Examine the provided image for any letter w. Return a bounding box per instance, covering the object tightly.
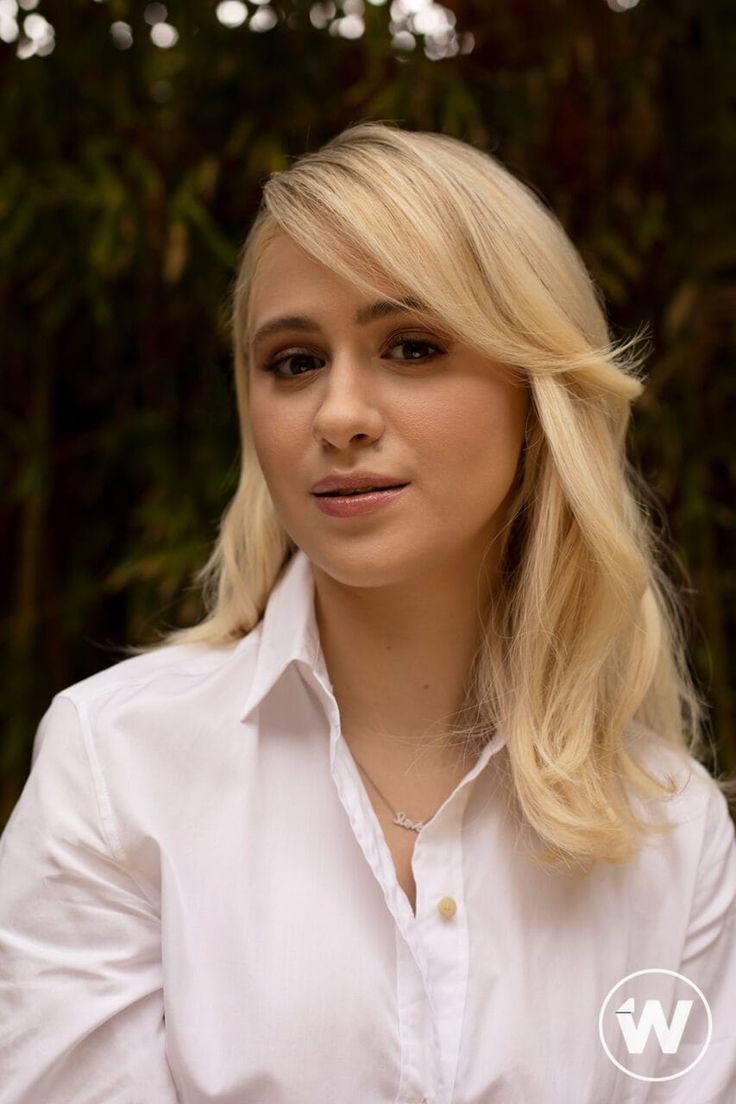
[615,997,694,1054]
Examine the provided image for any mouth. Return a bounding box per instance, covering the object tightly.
[314,484,409,498]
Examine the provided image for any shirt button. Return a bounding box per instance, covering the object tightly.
[437,895,457,920]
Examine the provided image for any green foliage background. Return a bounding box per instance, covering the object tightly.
[2,0,734,828]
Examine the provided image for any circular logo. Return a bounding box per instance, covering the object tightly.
[598,968,712,1082]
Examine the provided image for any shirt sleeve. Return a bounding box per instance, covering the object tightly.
[0,694,180,1104]
[648,774,736,1103]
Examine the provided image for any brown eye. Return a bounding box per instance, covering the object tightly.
[384,337,445,362]
[261,352,324,379]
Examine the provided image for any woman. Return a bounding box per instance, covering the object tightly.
[0,122,734,1103]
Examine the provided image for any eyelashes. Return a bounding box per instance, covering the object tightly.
[259,335,447,380]
[261,351,322,379]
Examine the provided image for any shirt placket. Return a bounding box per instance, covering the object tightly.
[331,734,472,1104]
[409,795,471,1104]
[396,927,443,1104]
[313,666,478,1104]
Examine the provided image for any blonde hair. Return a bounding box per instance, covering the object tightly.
[128,121,734,871]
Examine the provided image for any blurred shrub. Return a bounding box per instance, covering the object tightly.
[1,0,734,824]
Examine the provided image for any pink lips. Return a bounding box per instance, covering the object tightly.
[312,485,409,517]
[310,472,408,494]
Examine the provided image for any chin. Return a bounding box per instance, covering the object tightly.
[301,539,428,591]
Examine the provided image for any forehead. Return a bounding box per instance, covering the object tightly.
[255,234,324,283]
[249,233,399,315]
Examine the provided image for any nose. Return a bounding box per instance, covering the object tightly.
[311,352,385,450]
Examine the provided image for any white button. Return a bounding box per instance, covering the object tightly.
[437,895,457,920]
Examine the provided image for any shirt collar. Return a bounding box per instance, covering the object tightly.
[238,550,508,768]
[238,549,324,723]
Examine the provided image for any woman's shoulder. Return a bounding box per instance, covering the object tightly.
[39,629,263,756]
[622,723,735,880]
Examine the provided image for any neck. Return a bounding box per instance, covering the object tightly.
[312,549,494,776]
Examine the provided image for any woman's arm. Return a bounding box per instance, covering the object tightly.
[0,695,179,1104]
[647,774,736,1103]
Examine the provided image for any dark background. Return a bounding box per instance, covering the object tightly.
[2,0,734,829]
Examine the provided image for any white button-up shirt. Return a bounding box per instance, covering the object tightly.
[1,550,735,1103]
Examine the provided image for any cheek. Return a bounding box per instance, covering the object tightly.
[408,379,527,475]
[248,393,306,483]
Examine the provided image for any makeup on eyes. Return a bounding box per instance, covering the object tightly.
[259,333,448,380]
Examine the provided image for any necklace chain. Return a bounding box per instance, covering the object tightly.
[351,732,493,833]
[353,758,427,833]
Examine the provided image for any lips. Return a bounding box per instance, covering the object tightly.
[312,483,409,517]
[310,472,410,495]
[316,484,407,497]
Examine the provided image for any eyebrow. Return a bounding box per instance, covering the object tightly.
[250,296,430,348]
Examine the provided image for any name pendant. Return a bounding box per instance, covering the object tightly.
[393,811,424,833]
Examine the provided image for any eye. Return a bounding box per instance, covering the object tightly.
[258,333,446,380]
[260,351,325,379]
[384,335,445,362]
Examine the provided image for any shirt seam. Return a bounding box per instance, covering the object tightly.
[61,639,253,715]
[57,692,144,897]
[690,784,736,925]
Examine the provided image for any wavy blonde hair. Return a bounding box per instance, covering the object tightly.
[129,121,734,871]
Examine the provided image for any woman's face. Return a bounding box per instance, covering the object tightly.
[247,233,529,588]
